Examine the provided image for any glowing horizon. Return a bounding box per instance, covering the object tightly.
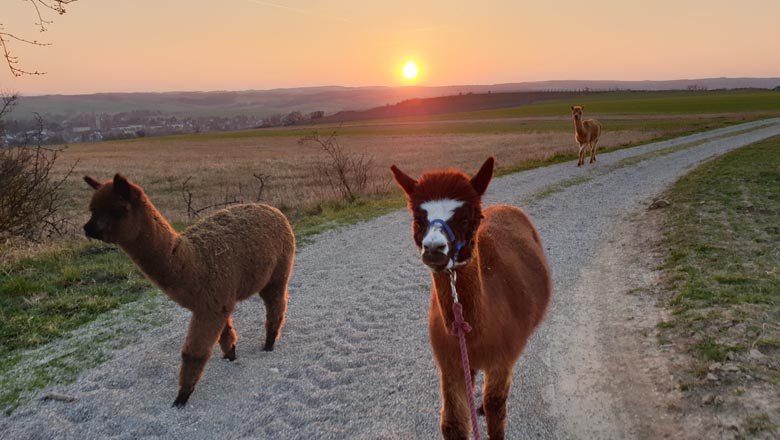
[2,0,779,95]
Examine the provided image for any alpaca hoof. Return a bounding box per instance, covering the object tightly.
[263,343,275,352]
[223,345,236,361]
[478,404,485,417]
[172,393,190,408]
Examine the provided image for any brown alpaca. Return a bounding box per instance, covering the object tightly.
[391,158,552,440]
[83,174,295,407]
[571,105,602,166]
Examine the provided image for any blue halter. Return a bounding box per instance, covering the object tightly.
[428,219,465,267]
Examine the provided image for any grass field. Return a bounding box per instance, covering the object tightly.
[1,89,779,413]
[411,90,780,120]
[660,135,780,436]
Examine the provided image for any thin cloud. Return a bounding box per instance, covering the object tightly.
[246,0,350,22]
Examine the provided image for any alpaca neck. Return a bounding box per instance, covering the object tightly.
[118,198,185,289]
[573,116,587,137]
[431,257,484,334]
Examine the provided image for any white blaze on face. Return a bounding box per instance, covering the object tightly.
[420,199,464,257]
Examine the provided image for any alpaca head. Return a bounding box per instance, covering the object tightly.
[571,105,584,120]
[391,157,494,272]
[83,174,146,244]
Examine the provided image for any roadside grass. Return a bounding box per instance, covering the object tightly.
[0,243,150,357]
[0,241,152,413]
[660,135,780,436]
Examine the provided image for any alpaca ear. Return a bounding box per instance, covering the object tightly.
[580,105,584,110]
[570,105,575,111]
[84,176,102,190]
[113,173,138,202]
[470,157,495,196]
[390,165,417,196]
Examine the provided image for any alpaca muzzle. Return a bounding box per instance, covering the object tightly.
[422,249,450,272]
[83,221,102,240]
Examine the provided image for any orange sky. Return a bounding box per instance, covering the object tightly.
[2,0,780,95]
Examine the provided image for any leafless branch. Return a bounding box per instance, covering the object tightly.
[1,0,78,76]
[179,176,253,220]
[252,172,268,202]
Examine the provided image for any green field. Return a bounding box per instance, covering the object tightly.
[660,135,780,436]
[416,90,780,120]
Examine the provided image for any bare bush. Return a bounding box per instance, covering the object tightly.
[179,172,270,220]
[0,95,76,242]
[0,143,76,242]
[300,132,375,202]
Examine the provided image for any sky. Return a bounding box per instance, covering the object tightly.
[2,0,780,95]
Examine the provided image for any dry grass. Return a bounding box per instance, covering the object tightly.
[54,125,674,229]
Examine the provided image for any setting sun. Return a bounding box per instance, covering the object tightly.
[402,60,419,80]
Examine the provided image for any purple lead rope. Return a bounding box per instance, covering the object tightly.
[449,272,481,440]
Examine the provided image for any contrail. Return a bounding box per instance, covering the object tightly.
[246,0,350,22]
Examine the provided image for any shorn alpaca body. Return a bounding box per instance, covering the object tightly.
[391,158,552,440]
[571,105,602,166]
[83,174,295,407]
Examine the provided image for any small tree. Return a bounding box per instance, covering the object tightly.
[282,111,304,126]
[262,113,283,127]
[300,132,374,202]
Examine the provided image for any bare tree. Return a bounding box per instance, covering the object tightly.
[300,132,375,202]
[282,111,304,126]
[1,0,78,76]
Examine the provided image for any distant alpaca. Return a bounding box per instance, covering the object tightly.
[391,158,552,439]
[571,105,602,166]
[83,174,295,407]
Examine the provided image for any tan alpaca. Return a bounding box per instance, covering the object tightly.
[571,105,602,166]
[83,174,295,407]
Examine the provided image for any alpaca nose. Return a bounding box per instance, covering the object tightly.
[424,243,447,254]
[83,222,99,239]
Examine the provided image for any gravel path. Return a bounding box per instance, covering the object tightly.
[2,118,780,439]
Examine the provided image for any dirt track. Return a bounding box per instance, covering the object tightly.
[2,118,780,439]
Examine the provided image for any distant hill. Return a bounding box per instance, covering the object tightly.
[10,77,780,121]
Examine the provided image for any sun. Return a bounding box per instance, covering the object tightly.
[402,60,419,80]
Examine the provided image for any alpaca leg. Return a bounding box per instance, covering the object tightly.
[440,370,470,440]
[577,144,585,166]
[483,368,512,440]
[591,140,599,163]
[219,316,238,361]
[259,281,288,351]
[173,314,226,407]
